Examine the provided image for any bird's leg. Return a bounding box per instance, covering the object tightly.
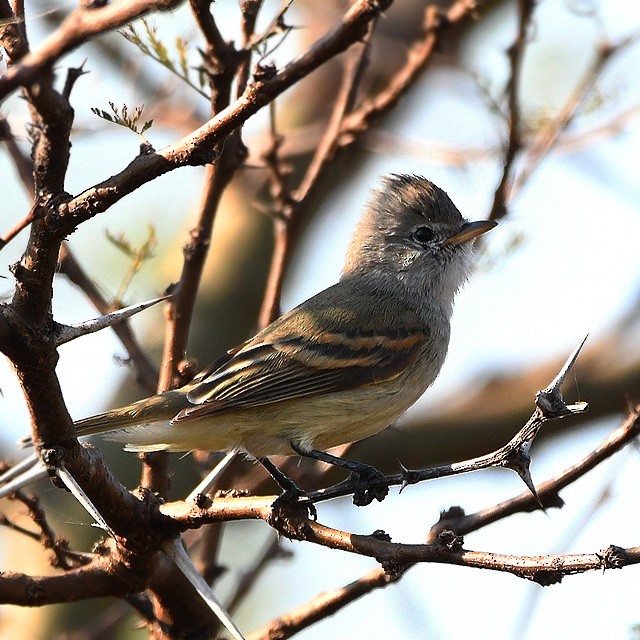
[290,443,389,506]
[258,457,302,494]
[258,458,317,520]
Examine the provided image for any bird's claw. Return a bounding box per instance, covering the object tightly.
[349,465,389,506]
[271,487,317,521]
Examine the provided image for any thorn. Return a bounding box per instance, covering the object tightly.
[55,295,169,346]
[536,335,590,418]
[545,334,589,394]
[56,465,113,535]
[397,460,417,494]
[0,460,48,499]
[163,538,246,640]
[516,465,545,512]
[186,451,236,502]
[0,453,39,485]
[507,448,545,512]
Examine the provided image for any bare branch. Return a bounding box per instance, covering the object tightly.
[56,0,394,234]
[54,295,168,346]
[0,0,184,99]
[307,337,589,504]
[0,556,137,606]
[444,407,640,536]
[0,116,34,196]
[488,0,534,220]
[248,566,398,640]
[57,244,160,393]
[339,0,478,141]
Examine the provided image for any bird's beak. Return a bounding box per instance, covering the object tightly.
[441,220,497,246]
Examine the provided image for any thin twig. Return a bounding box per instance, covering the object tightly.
[247,566,399,640]
[0,201,38,250]
[236,0,264,98]
[227,534,287,614]
[510,29,640,201]
[11,491,75,569]
[488,0,534,220]
[258,25,374,327]
[58,244,159,393]
[339,0,477,142]
[0,116,34,196]
[0,0,184,99]
[51,0,395,235]
[149,0,245,496]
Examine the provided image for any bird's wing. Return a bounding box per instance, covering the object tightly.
[173,285,428,422]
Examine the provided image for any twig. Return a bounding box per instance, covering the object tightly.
[52,0,394,235]
[287,519,640,584]
[247,0,294,51]
[0,201,38,250]
[488,0,534,220]
[188,0,228,52]
[10,490,76,569]
[0,561,135,605]
[58,244,159,393]
[0,0,184,99]
[338,0,478,142]
[307,337,589,505]
[148,0,245,496]
[0,116,34,197]
[247,566,398,640]
[510,29,640,202]
[236,0,264,98]
[54,294,167,346]
[441,407,640,536]
[257,24,374,327]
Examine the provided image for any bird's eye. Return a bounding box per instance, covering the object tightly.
[413,226,435,244]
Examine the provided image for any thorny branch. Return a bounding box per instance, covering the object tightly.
[153,397,640,640]
[159,403,640,580]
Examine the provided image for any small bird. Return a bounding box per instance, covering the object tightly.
[4,175,495,500]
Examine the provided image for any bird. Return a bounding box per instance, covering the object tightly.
[1,174,495,503]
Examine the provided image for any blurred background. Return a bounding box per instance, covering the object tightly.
[1,0,640,638]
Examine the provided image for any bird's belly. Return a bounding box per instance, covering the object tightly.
[106,360,437,457]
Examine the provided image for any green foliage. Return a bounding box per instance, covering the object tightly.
[90,102,153,138]
[105,225,157,303]
[121,19,209,99]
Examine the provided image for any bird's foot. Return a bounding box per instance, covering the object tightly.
[348,464,389,506]
[271,486,317,522]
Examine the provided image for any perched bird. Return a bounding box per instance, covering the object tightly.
[2,174,495,500]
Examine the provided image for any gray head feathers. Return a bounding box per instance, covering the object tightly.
[343,174,468,279]
[374,174,464,226]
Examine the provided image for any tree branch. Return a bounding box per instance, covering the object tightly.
[0,0,184,100]
[56,0,394,235]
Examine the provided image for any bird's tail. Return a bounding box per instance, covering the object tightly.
[19,390,185,447]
